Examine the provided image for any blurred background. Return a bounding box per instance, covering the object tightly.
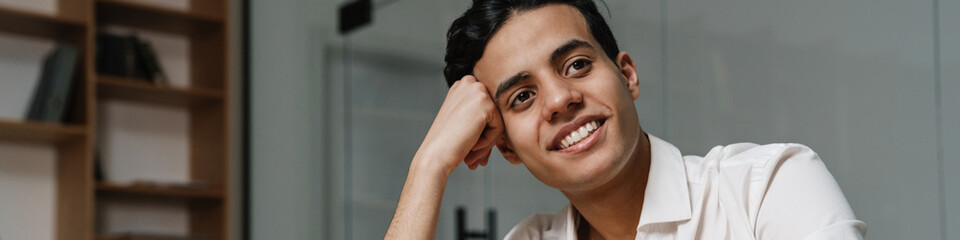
[1,0,957,239]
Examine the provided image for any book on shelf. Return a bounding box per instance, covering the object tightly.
[95,150,105,181]
[96,32,168,85]
[135,39,168,85]
[25,45,79,123]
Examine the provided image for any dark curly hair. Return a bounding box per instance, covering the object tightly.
[443,0,620,87]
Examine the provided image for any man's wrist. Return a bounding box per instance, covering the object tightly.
[411,149,456,179]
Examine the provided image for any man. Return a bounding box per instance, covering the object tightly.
[385,0,866,239]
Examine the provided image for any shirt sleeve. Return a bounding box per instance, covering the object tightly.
[753,144,867,240]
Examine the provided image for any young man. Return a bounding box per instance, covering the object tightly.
[386,0,866,239]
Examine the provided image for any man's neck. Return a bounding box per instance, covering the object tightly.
[562,133,652,240]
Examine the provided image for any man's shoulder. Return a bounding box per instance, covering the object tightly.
[678,141,827,202]
[681,141,820,170]
[677,141,831,213]
[503,205,573,240]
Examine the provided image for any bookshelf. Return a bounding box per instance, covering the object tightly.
[0,0,231,239]
[0,117,86,144]
[96,182,224,200]
[0,4,86,40]
[96,0,223,35]
[97,75,224,107]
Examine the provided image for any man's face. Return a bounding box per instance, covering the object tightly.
[473,4,642,192]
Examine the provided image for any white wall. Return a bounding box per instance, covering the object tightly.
[0,141,55,240]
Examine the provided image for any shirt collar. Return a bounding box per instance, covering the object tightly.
[559,134,692,238]
[636,134,692,228]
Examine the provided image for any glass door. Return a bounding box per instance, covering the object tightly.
[330,1,570,239]
[332,0,492,239]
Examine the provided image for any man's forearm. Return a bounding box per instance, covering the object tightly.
[385,75,500,239]
[385,153,452,239]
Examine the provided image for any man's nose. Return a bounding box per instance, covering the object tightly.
[540,77,583,122]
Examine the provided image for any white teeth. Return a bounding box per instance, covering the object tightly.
[559,121,601,149]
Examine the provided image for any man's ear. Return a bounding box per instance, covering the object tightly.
[615,52,640,100]
[495,135,523,165]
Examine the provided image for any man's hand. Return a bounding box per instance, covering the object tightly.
[416,75,504,174]
[385,75,504,239]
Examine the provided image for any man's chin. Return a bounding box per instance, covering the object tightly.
[540,157,624,192]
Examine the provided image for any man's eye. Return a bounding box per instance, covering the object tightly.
[565,59,592,75]
[512,91,535,106]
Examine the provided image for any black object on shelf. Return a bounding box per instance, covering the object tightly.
[135,37,169,85]
[96,32,168,84]
[96,33,143,79]
[456,207,496,240]
[26,45,79,123]
[94,150,104,181]
[338,0,371,35]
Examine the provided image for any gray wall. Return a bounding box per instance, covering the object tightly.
[661,1,955,239]
[249,0,960,239]
[248,0,331,239]
[940,0,960,239]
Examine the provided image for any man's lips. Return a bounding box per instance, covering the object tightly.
[549,115,607,151]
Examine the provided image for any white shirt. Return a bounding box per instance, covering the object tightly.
[504,135,866,240]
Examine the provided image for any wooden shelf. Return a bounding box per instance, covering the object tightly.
[96,0,222,35]
[0,4,86,39]
[96,182,223,200]
[0,117,86,144]
[97,233,207,240]
[97,76,223,107]
[0,0,230,238]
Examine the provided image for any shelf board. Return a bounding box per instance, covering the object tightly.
[0,4,86,40]
[97,233,207,240]
[0,118,86,144]
[97,235,203,240]
[96,182,223,200]
[97,76,224,107]
[96,0,222,35]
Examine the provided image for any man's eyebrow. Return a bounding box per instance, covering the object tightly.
[493,39,592,102]
[550,39,592,63]
[495,73,527,101]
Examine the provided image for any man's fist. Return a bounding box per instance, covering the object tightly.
[415,75,504,175]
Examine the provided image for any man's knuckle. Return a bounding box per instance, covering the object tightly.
[471,82,486,91]
[477,110,490,122]
[483,101,496,112]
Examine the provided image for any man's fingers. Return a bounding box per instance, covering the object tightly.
[472,104,504,151]
[464,148,484,166]
[472,125,500,151]
[464,146,494,170]
[473,147,492,167]
[479,150,491,166]
[476,148,492,168]
[447,74,502,171]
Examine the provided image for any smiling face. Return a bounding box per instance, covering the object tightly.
[473,4,643,192]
